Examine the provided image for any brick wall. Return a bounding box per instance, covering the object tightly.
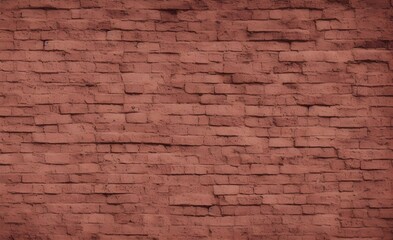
[1,0,393,239]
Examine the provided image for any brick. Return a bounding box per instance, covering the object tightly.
[126,113,148,123]
[185,83,214,94]
[232,74,273,84]
[0,154,24,166]
[59,104,88,114]
[34,114,73,125]
[124,84,145,94]
[172,136,204,146]
[206,105,244,116]
[279,51,353,62]
[180,52,209,63]
[269,138,294,147]
[250,165,279,175]
[30,0,80,9]
[213,185,240,195]
[169,194,216,206]
[107,194,139,204]
[339,149,392,160]
[273,205,302,215]
[96,133,171,144]
[32,133,95,143]
[352,49,392,62]
[247,20,286,32]
[45,153,70,165]
[361,160,391,170]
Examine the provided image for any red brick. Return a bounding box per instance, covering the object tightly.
[45,153,70,165]
[0,154,23,164]
[59,104,88,114]
[185,83,214,94]
[273,205,302,215]
[247,20,286,32]
[279,51,353,62]
[169,194,216,206]
[213,185,240,195]
[107,194,139,204]
[32,133,95,143]
[352,49,392,62]
[232,74,273,84]
[250,165,279,175]
[125,113,148,123]
[34,114,73,125]
[206,105,244,116]
[180,52,209,63]
[269,138,294,147]
[361,160,391,170]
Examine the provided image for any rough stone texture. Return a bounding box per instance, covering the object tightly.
[0,0,393,239]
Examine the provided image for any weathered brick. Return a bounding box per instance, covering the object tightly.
[30,133,71,143]
[279,51,353,62]
[250,165,279,175]
[34,114,73,125]
[360,160,391,170]
[269,138,294,147]
[125,113,148,123]
[169,194,216,206]
[213,185,240,195]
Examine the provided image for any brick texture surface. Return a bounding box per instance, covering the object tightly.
[1,0,393,239]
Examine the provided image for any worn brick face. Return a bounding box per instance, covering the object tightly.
[0,0,393,239]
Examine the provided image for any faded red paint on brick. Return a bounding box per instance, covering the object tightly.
[1,0,393,239]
